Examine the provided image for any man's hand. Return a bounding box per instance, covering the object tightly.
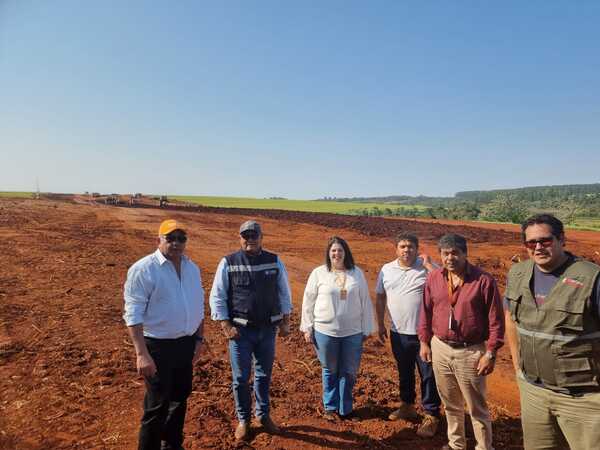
[420,254,438,272]
[303,331,313,343]
[221,321,240,340]
[278,321,290,337]
[136,353,157,378]
[476,352,496,376]
[419,342,432,363]
[192,340,204,364]
[377,324,388,344]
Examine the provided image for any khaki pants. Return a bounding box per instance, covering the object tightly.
[431,336,493,450]
[517,371,600,450]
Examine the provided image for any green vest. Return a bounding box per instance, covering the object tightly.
[505,256,600,393]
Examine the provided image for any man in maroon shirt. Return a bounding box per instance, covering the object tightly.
[418,233,504,450]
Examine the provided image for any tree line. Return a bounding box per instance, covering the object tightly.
[340,183,600,225]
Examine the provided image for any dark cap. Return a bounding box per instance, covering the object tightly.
[239,220,262,235]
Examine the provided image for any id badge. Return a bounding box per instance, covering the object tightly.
[340,288,348,300]
[449,310,458,331]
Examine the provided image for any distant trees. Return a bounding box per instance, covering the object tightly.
[479,194,529,224]
[340,183,600,225]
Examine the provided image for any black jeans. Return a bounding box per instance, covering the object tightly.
[138,335,195,450]
[390,331,441,416]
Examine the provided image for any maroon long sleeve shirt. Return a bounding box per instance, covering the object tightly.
[417,262,504,352]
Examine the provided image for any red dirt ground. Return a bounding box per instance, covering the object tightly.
[1,198,599,449]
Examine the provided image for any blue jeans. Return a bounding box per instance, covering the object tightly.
[390,331,441,416]
[228,325,277,422]
[313,330,364,416]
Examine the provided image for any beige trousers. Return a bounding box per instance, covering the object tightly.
[517,371,600,450]
[431,336,493,450]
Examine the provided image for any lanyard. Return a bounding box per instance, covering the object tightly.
[447,272,463,307]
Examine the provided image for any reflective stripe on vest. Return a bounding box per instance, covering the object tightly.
[227,263,279,272]
[233,313,283,327]
[516,325,600,343]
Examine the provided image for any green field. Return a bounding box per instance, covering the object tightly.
[171,195,424,215]
[0,191,34,198]
[569,217,600,231]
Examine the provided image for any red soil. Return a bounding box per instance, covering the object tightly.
[2,198,599,449]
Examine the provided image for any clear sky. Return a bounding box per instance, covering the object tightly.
[1,1,599,199]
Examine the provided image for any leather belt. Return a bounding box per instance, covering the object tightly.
[440,338,482,348]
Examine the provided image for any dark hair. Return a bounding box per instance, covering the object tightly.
[325,236,355,271]
[521,214,564,241]
[395,233,419,247]
[438,233,468,254]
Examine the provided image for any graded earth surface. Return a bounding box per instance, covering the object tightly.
[2,198,599,449]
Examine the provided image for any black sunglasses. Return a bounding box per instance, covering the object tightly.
[165,233,187,243]
[241,231,259,240]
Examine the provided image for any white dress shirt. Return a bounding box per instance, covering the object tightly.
[300,265,375,338]
[123,249,204,339]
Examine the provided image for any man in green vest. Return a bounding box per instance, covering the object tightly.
[505,214,600,450]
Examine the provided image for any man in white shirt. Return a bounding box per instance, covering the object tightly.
[124,219,205,450]
[376,233,441,438]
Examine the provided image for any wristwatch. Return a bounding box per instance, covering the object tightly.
[484,351,496,361]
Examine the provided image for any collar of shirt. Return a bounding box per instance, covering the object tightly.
[154,248,187,266]
[444,262,472,295]
[396,257,423,271]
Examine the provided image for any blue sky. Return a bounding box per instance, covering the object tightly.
[1,1,599,199]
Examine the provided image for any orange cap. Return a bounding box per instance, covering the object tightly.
[158,219,185,236]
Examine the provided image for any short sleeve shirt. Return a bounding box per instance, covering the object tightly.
[376,258,427,334]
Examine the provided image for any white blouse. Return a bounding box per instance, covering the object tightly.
[300,265,375,338]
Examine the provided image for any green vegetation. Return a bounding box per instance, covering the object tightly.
[0,191,34,198]
[171,195,425,215]
[568,217,600,231]
[321,184,600,229]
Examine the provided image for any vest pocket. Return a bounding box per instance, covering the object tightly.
[554,356,599,388]
[553,301,585,334]
[553,342,600,388]
[232,272,250,286]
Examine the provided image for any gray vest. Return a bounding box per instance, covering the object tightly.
[506,257,600,393]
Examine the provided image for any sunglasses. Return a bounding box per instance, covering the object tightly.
[523,236,554,250]
[165,233,187,243]
[241,231,259,240]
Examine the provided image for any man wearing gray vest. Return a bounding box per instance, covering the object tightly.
[505,214,600,450]
[209,220,292,442]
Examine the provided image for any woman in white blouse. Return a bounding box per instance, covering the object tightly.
[300,236,375,421]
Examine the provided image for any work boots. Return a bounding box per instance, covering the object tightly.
[416,414,440,437]
[234,421,250,441]
[388,402,419,421]
[253,415,281,434]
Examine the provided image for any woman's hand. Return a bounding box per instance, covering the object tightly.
[303,331,314,343]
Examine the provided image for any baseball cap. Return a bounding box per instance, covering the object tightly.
[158,219,185,236]
[239,220,261,235]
